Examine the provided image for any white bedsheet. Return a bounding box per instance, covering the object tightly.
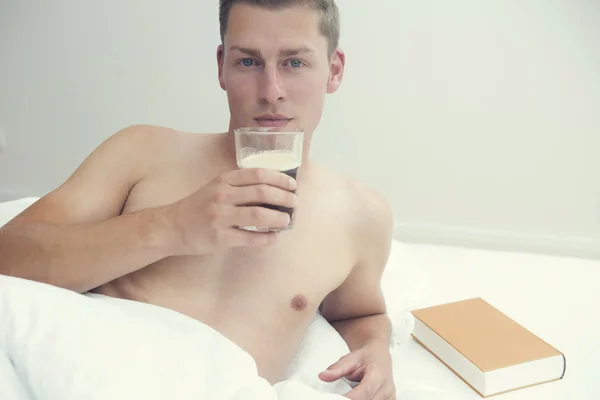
[0,274,452,400]
[0,274,358,400]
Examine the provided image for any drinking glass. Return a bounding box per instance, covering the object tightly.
[234,127,304,232]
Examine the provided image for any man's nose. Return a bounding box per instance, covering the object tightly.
[259,66,286,105]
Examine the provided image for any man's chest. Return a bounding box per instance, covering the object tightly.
[217,222,355,298]
[120,165,357,302]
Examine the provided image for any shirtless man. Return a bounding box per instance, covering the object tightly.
[0,1,395,399]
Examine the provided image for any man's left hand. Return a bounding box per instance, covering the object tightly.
[318,345,396,400]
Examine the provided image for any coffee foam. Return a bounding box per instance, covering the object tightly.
[238,151,301,171]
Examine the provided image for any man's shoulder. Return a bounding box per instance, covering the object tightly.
[309,162,394,230]
[342,178,394,271]
[101,124,174,156]
[310,163,394,278]
[348,178,394,234]
[106,124,220,161]
[110,124,213,146]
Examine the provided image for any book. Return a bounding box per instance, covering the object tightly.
[410,298,566,398]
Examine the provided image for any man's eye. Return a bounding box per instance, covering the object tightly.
[239,58,256,67]
[288,59,305,68]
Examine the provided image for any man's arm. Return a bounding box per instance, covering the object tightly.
[320,188,394,349]
[0,125,296,293]
[0,125,174,293]
[319,188,395,399]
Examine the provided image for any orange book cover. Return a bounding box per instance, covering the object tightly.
[411,298,566,397]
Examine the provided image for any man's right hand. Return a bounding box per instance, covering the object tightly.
[164,168,297,255]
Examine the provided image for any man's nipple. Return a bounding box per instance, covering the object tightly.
[290,294,308,311]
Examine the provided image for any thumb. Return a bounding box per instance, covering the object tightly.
[319,356,361,382]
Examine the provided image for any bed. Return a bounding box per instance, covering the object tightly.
[1,197,598,399]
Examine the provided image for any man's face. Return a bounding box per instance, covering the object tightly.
[217,4,344,136]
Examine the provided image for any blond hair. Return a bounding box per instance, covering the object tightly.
[219,0,340,55]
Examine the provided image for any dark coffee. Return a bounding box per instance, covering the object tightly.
[258,167,298,218]
[238,152,301,230]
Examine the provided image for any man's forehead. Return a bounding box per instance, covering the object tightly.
[225,3,325,47]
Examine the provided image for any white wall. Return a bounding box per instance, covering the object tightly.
[1,1,599,258]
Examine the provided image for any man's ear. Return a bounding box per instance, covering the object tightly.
[217,44,226,91]
[327,48,345,94]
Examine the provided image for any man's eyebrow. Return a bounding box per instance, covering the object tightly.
[279,47,315,57]
[228,46,315,58]
[229,46,262,58]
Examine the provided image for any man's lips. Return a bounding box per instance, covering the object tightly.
[254,115,293,127]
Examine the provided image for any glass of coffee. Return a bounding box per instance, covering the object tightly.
[234,127,303,232]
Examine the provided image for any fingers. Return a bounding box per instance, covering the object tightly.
[344,375,395,400]
[319,357,362,382]
[228,206,291,230]
[343,377,383,400]
[224,168,297,191]
[227,184,296,208]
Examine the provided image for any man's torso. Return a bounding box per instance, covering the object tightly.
[93,129,362,383]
